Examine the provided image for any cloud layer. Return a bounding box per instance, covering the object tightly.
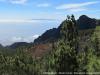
[11,35,39,43]
[0,0,27,4]
[37,3,51,7]
[0,0,99,12]
[56,1,99,12]
[0,19,38,23]
[9,0,27,4]
[56,1,99,9]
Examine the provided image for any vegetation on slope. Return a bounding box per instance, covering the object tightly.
[0,15,100,75]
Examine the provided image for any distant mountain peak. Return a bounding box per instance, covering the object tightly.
[79,15,89,19]
[77,15,96,29]
[7,42,30,49]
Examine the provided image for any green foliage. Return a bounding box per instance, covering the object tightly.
[43,15,100,74]
[0,49,39,75]
[41,15,79,74]
[0,15,100,75]
[57,15,79,73]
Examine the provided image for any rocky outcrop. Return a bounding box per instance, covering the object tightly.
[77,15,96,29]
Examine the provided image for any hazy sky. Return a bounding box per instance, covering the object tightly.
[0,0,100,46]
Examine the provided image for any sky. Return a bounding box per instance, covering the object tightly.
[0,0,100,46]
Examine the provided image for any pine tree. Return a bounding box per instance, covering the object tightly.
[59,15,79,72]
[47,15,79,74]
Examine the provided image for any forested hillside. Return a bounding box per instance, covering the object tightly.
[0,15,100,75]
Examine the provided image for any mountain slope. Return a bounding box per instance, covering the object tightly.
[34,15,96,44]
[34,28,60,44]
[1,15,97,58]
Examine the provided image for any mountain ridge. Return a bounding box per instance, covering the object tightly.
[34,15,97,44]
[0,15,99,58]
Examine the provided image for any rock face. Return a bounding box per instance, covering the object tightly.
[77,15,96,29]
[29,43,52,58]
